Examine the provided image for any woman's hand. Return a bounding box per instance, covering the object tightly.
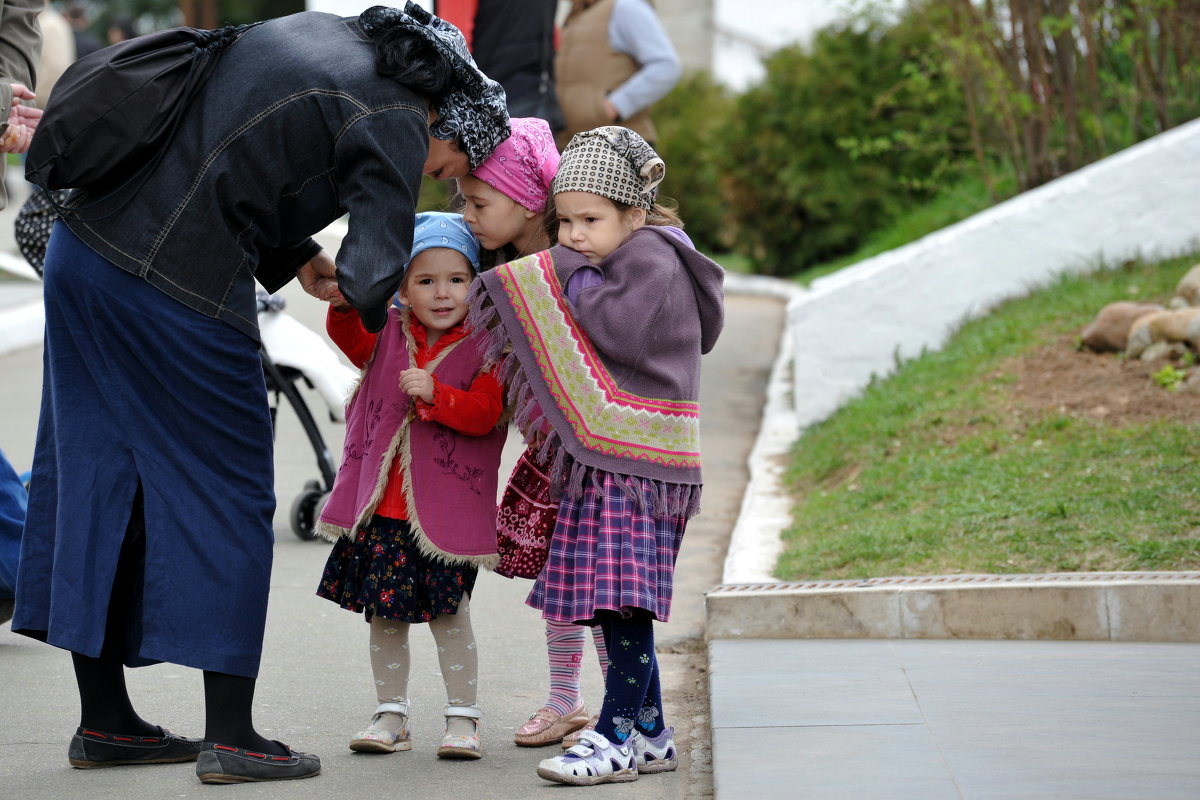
[1,84,41,154]
[399,367,435,404]
[297,249,346,306]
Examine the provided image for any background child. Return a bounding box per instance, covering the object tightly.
[469,126,725,786]
[459,115,558,265]
[316,212,505,761]
[459,116,608,750]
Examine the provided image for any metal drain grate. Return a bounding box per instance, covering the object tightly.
[709,571,1200,594]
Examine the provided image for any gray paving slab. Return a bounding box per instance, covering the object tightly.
[709,638,1200,800]
[715,723,962,800]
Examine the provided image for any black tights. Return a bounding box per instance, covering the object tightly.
[71,488,284,754]
[593,610,665,743]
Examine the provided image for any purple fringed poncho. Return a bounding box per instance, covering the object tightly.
[468,226,724,518]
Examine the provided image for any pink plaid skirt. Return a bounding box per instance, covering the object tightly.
[526,468,689,624]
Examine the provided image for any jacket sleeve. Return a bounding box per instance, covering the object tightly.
[256,239,323,294]
[333,104,428,333]
[606,0,680,120]
[0,0,42,130]
[326,305,380,369]
[415,368,503,436]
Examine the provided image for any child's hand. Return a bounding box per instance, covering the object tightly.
[399,367,435,404]
[297,250,344,305]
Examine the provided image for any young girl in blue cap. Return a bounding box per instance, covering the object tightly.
[315,211,505,761]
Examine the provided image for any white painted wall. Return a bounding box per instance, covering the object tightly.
[307,0,431,15]
[788,116,1200,431]
[713,0,903,91]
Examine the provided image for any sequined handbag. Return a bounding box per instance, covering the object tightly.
[495,449,557,579]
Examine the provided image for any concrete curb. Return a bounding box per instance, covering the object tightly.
[719,272,805,585]
[706,572,1200,643]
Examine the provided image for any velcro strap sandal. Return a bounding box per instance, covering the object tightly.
[537,729,638,786]
[631,725,678,773]
[349,701,412,753]
[436,704,482,760]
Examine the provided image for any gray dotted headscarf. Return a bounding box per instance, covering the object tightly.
[359,3,510,170]
[551,126,665,210]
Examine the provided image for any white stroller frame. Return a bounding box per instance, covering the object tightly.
[256,290,357,540]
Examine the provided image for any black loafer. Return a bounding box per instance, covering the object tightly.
[68,725,205,768]
[195,741,321,783]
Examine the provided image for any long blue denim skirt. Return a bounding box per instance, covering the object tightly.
[12,223,276,677]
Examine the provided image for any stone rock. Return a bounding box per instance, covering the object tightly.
[1125,307,1200,359]
[1181,371,1200,395]
[1171,263,1200,306]
[1138,340,1187,362]
[1080,301,1163,352]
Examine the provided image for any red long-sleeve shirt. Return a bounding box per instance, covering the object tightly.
[327,306,503,520]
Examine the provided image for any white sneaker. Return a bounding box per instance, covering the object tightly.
[630,726,678,773]
[536,729,638,786]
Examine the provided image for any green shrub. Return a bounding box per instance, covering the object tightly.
[721,12,973,276]
[653,72,738,254]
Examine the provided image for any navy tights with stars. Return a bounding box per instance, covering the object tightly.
[593,610,666,744]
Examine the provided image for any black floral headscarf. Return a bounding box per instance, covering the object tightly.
[359,3,510,170]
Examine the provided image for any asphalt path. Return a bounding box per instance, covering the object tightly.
[0,201,785,799]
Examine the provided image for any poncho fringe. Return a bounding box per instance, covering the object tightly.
[467,286,701,519]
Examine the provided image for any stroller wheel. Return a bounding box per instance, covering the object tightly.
[290,481,326,541]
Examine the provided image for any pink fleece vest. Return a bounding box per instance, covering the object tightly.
[317,308,505,569]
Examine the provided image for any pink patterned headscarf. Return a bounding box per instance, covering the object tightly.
[470,117,560,212]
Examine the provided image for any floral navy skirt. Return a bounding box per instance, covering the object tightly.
[317,514,476,623]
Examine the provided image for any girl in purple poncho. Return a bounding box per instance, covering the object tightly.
[469,126,725,786]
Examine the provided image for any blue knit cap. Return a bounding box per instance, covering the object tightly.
[408,211,480,272]
[394,212,480,309]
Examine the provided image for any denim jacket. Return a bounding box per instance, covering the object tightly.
[57,12,428,340]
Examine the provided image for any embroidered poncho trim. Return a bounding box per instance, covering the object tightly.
[471,248,703,518]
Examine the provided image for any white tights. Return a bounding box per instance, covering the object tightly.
[368,593,478,736]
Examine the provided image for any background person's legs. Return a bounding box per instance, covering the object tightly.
[0,449,27,623]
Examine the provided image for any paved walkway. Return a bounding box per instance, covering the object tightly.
[710,638,1200,799]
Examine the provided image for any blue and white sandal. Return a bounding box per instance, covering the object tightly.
[536,729,638,786]
[630,726,678,773]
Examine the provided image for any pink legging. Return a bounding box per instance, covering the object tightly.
[543,619,608,715]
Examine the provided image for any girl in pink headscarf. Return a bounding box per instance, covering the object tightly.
[458,118,608,750]
[459,116,560,266]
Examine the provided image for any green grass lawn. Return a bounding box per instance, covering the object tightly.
[778,253,1200,580]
